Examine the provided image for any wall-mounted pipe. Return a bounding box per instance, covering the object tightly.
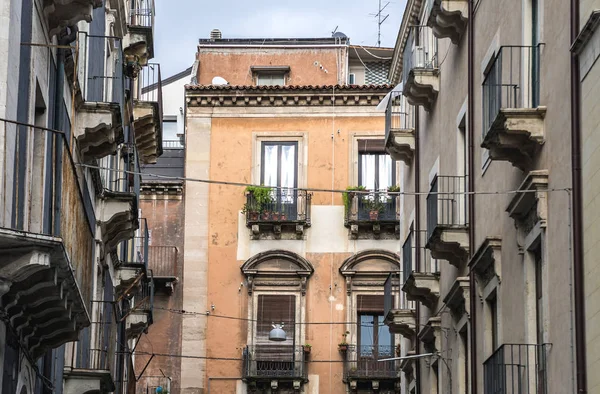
[414,93,421,394]
[467,0,477,392]
[570,0,587,391]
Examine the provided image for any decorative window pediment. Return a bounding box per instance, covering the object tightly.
[241,250,314,295]
[506,170,548,234]
[340,250,400,295]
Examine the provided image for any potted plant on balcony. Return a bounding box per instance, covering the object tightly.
[387,185,400,194]
[243,186,273,221]
[343,186,366,214]
[303,343,312,354]
[364,198,385,221]
[271,211,280,221]
[338,331,350,352]
[395,344,401,357]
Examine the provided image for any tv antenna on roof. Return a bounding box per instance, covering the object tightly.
[332,26,339,36]
[370,0,390,47]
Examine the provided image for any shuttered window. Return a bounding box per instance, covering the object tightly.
[256,294,295,345]
[357,294,385,313]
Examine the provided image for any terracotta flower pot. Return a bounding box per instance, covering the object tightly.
[303,346,312,354]
[369,210,379,220]
[338,344,348,352]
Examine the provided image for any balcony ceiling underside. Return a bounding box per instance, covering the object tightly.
[403,272,439,309]
[44,0,102,36]
[133,102,161,164]
[124,27,154,66]
[76,102,124,163]
[0,229,90,360]
[426,226,469,267]
[100,191,138,251]
[427,0,468,45]
[403,70,439,112]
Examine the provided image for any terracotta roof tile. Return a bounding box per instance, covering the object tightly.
[185,84,394,91]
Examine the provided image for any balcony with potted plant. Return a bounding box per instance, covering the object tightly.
[244,186,312,240]
[344,186,400,239]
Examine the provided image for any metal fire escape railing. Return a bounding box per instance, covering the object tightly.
[242,346,306,380]
[344,345,398,379]
[402,25,439,87]
[483,344,549,394]
[426,175,469,242]
[482,45,541,138]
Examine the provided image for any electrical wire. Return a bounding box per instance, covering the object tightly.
[354,43,393,59]
[78,163,571,196]
[352,46,375,76]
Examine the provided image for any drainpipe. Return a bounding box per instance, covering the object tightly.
[570,0,587,392]
[207,377,241,394]
[467,0,477,392]
[52,25,78,236]
[414,100,421,394]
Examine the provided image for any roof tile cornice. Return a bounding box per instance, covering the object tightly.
[185,84,393,107]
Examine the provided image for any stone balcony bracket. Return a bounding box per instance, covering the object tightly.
[99,191,139,251]
[385,128,415,164]
[44,0,102,37]
[427,0,469,45]
[124,27,154,68]
[418,317,442,354]
[506,170,549,233]
[385,308,417,338]
[0,230,90,360]
[125,310,149,339]
[469,237,502,290]
[400,350,416,378]
[75,102,124,163]
[402,272,440,309]
[115,267,141,293]
[426,226,470,267]
[133,102,161,164]
[481,107,547,171]
[442,276,471,320]
[403,69,440,112]
[63,368,116,394]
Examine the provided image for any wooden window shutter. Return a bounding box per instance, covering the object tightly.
[358,139,386,153]
[256,295,296,345]
[357,294,385,313]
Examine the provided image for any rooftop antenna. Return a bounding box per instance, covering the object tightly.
[370,0,390,47]
[332,26,339,36]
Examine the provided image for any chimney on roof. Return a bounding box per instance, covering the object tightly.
[210,29,222,41]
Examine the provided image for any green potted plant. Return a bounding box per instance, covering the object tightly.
[338,331,350,352]
[272,211,280,221]
[243,186,273,221]
[364,198,385,220]
[303,343,312,354]
[343,186,366,213]
[387,185,400,193]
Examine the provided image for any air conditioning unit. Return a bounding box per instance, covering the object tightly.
[414,46,426,68]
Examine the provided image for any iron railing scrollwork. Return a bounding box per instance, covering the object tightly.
[245,189,312,226]
[243,346,306,380]
[344,190,400,225]
[344,345,398,379]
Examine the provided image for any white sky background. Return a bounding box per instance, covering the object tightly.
[153,0,407,78]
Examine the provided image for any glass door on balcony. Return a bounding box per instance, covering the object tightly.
[261,142,298,220]
[357,295,394,376]
[358,139,395,191]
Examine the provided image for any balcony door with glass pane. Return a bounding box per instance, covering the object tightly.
[357,295,394,377]
[358,139,395,191]
[261,142,298,220]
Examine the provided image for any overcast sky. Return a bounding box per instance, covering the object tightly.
[153,0,407,78]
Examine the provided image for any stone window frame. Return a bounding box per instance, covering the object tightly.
[348,133,400,187]
[252,132,307,188]
[339,249,402,351]
[241,250,314,347]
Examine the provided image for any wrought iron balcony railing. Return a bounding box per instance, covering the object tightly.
[344,190,400,225]
[385,91,414,140]
[120,218,149,269]
[402,25,439,87]
[243,346,306,380]
[129,0,155,29]
[484,344,549,394]
[130,270,154,324]
[426,175,469,242]
[483,45,541,138]
[245,189,312,226]
[344,345,398,380]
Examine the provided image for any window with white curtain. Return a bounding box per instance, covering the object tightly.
[358,139,395,190]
